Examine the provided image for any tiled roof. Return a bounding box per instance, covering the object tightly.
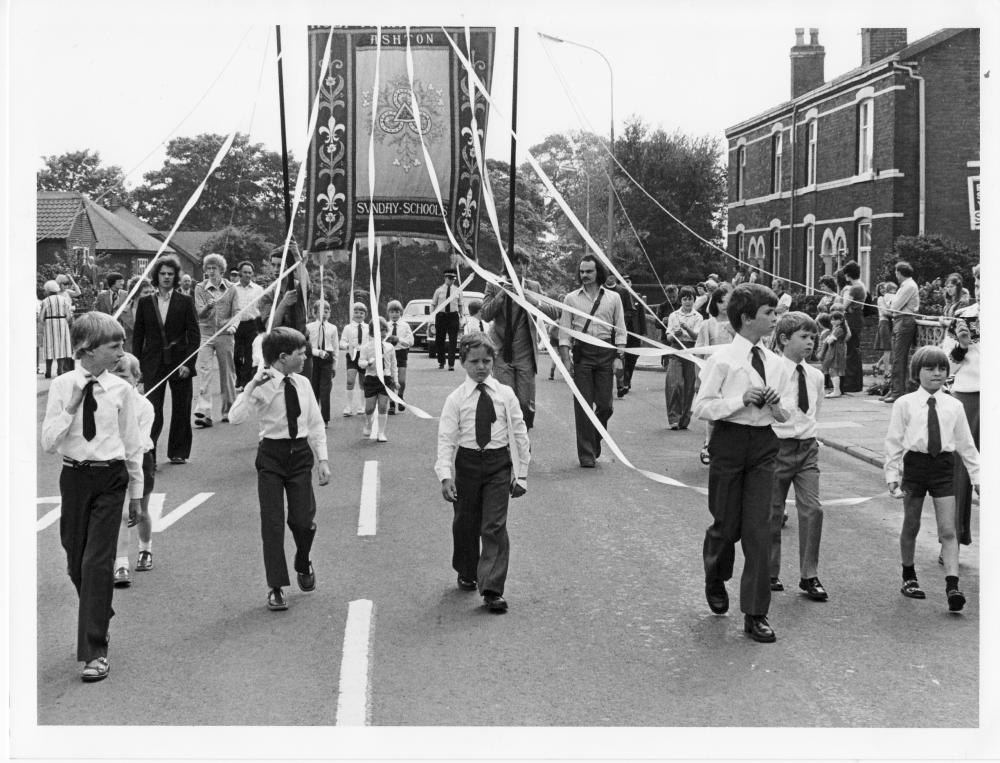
[86,199,174,254]
[37,191,84,239]
[167,231,219,264]
[110,206,159,234]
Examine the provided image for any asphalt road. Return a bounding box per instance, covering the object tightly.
[34,353,978,727]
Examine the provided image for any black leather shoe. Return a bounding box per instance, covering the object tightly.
[297,563,316,592]
[456,575,477,591]
[267,587,288,611]
[484,592,508,613]
[579,459,597,468]
[799,577,828,601]
[770,576,784,592]
[705,580,729,614]
[744,614,776,643]
[947,588,966,612]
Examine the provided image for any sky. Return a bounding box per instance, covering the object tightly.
[12,0,989,192]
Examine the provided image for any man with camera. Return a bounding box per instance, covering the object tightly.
[558,254,627,468]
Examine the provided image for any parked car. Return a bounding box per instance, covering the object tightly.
[427,290,485,358]
[401,298,434,350]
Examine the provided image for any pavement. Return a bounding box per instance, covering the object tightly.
[633,355,892,469]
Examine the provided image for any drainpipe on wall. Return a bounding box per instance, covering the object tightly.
[894,62,926,235]
[789,101,797,284]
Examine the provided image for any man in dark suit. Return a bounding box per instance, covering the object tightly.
[94,272,128,315]
[480,260,561,429]
[132,255,200,465]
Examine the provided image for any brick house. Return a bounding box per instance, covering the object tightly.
[724,28,980,292]
[37,192,203,280]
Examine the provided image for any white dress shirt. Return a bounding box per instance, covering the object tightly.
[228,371,328,461]
[157,291,173,323]
[387,319,414,350]
[358,339,399,385]
[232,281,265,320]
[434,375,531,483]
[666,308,704,347]
[42,368,145,499]
[431,283,464,315]
[692,333,792,426]
[463,317,491,336]
[306,320,340,367]
[131,387,155,452]
[773,357,824,440]
[339,320,370,360]
[884,386,979,485]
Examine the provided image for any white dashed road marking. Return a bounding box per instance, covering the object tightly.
[358,461,378,536]
[335,598,374,726]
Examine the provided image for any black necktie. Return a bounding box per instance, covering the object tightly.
[445,284,451,313]
[82,380,98,441]
[796,365,809,414]
[357,323,362,345]
[503,297,514,363]
[927,396,941,457]
[110,292,117,310]
[284,377,301,439]
[751,346,766,384]
[475,383,496,448]
[318,323,325,351]
[391,321,397,337]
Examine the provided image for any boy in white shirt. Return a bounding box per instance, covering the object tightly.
[768,312,828,601]
[462,299,490,336]
[339,302,369,416]
[306,300,339,426]
[885,345,980,611]
[41,312,145,682]
[435,332,530,612]
[385,300,414,415]
[111,353,156,588]
[357,317,399,442]
[665,286,704,430]
[229,327,330,612]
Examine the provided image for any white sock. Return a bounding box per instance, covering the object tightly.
[378,413,388,436]
[139,540,152,552]
[115,556,129,570]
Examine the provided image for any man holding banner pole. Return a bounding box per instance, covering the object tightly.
[481,257,560,430]
[558,254,627,468]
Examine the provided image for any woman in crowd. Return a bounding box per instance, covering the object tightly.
[839,261,867,393]
[873,281,897,378]
[942,272,970,319]
[815,275,839,316]
[693,283,734,464]
[39,280,73,377]
[945,266,980,553]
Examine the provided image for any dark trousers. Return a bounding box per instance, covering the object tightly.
[952,390,979,546]
[256,438,317,588]
[309,356,334,424]
[234,319,259,388]
[59,462,128,661]
[703,421,779,616]
[435,311,460,368]
[622,349,639,390]
[665,356,697,428]
[452,447,512,595]
[890,316,917,398]
[843,312,864,392]
[146,371,193,461]
[571,345,615,462]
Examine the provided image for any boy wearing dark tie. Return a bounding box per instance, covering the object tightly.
[229,327,330,611]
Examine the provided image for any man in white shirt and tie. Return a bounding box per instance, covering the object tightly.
[231,260,265,389]
[431,267,463,370]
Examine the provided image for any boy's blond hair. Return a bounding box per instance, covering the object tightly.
[72,312,125,358]
[115,352,142,383]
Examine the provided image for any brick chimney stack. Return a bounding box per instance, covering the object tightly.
[790,27,825,98]
[861,28,908,66]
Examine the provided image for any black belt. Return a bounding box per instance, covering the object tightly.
[458,445,509,455]
[62,458,124,468]
[43,315,67,320]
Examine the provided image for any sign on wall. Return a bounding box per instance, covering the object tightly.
[968,176,980,231]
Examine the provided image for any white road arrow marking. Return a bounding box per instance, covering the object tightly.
[358,461,378,536]
[155,493,214,532]
[335,599,373,726]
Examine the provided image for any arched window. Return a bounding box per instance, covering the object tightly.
[805,224,816,293]
[806,119,818,186]
[857,98,874,174]
[736,145,746,200]
[736,231,745,264]
[771,226,782,281]
[771,132,783,194]
[834,227,848,270]
[856,218,872,287]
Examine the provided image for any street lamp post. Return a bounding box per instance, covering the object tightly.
[539,33,614,258]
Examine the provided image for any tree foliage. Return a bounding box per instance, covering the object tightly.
[199,226,274,271]
[878,234,978,288]
[37,149,132,206]
[134,133,300,244]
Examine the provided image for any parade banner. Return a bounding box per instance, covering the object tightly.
[305,26,495,258]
